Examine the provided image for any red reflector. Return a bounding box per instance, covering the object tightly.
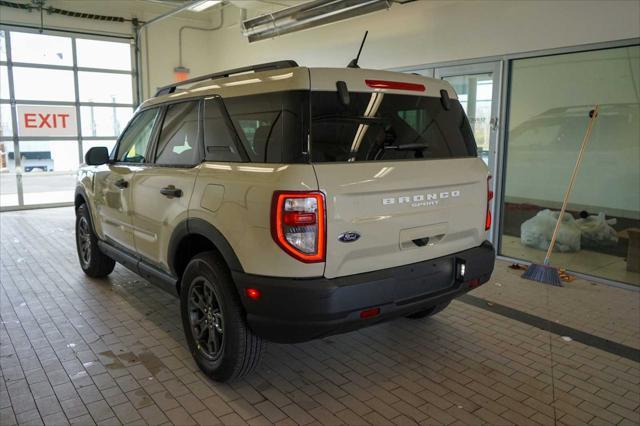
[468,279,481,288]
[283,211,316,226]
[485,176,493,231]
[245,288,261,300]
[360,307,380,319]
[365,79,425,92]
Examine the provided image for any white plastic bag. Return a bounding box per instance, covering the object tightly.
[576,212,618,248]
[520,209,581,252]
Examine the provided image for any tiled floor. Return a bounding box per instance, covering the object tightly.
[501,235,640,287]
[1,207,639,426]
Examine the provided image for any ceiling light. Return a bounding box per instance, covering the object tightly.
[188,0,222,12]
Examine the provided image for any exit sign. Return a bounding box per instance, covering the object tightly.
[17,105,77,137]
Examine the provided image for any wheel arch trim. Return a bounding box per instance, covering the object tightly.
[168,218,244,277]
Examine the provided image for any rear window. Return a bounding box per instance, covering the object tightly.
[310,92,477,162]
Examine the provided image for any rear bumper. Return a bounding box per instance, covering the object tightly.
[232,241,495,343]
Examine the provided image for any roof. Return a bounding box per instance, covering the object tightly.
[141,63,457,110]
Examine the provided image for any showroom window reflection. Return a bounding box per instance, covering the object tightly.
[501,45,640,286]
[0,29,134,208]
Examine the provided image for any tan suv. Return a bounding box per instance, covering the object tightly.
[75,61,495,381]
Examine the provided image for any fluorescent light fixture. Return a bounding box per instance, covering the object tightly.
[242,0,389,43]
[188,0,222,12]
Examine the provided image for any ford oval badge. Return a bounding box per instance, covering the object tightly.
[338,232,360,243]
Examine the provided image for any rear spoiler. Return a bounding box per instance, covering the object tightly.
[155,60,299,97]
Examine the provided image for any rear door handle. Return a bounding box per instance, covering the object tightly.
[160,185,182,198]
[114,179,128,189]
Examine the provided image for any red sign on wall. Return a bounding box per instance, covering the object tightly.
[17,105,77,137]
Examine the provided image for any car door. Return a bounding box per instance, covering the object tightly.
[130,100,202,270]
[94,108,160,251]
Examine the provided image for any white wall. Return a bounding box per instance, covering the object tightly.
[3,0,638,98]
[203,0,640,72]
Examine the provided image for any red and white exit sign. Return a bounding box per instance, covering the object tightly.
[17,105,77,137]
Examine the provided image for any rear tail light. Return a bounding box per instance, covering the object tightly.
[486,176,494,231]
[271,191,326,263]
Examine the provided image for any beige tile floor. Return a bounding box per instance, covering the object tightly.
[501,235,640,286]
[1,208,639,426]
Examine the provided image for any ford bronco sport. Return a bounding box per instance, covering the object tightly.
[75,61,495,382]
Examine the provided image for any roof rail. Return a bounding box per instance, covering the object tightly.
[154,60,299,97]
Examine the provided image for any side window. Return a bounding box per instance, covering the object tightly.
[155,101,201,166]
[224,94,285,162]
[203,98,243,162]
[116,108,158,163]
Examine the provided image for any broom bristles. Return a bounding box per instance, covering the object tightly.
[522,263,562,286]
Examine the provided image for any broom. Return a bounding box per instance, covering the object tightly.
[522,105,600,286]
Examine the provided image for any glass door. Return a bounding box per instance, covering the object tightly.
[434,62,502,237]
[435,62,501,173]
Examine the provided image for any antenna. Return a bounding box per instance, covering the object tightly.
[347,31,368,69]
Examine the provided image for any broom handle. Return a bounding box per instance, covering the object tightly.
[543,104,599,264]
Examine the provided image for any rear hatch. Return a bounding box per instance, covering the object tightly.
[308,77,489,278]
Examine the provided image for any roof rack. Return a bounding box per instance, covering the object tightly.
[154,60,299,97]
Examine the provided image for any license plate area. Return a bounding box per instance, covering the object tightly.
[393,257,455,303]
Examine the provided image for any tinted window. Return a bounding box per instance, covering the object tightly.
[116,108,158,163]
[224,92,308,163]
[310,92,476,162]
[203,98,242,162]
[155,101,201,165]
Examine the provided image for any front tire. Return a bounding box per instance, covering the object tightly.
[75,204,115,278]
[180,252,264,382]
[406,301,451,319]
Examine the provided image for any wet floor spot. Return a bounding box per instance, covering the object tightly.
[98,350,125,370]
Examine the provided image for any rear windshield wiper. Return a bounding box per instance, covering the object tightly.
[383,143,429,151]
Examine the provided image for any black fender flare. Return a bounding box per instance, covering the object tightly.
[74,186,99,235]
[167,218,244,276]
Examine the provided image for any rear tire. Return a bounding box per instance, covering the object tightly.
[75,204,115,278]
[406,301,451,319]
[180,252,264,382]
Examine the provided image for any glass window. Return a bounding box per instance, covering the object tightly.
[203,98,242,162]
[76,39,131,71]
[310,92,476,162]
[1,66,10,99]
[0,31,6,62]
[443,73,493,165]
[10,32,73,66]
[80,106,133,137]
[13,67,75,101]
[78,71,133,104]
[14,140,79,205]
[501,46,640,286]
[155,101,200,165]
[116,108,158,163]
[0,104,12,137]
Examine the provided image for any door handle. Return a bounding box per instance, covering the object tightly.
[160,185,182,198]
[114,179,128,189]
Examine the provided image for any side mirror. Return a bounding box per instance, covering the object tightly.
[85,146,110,166]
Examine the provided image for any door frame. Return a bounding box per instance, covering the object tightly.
[434,62,502,182]
[434,61,503,242]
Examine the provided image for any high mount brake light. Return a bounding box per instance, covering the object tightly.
[271,192,326,263]
[365,79,425,92]
[486,176,494,231]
